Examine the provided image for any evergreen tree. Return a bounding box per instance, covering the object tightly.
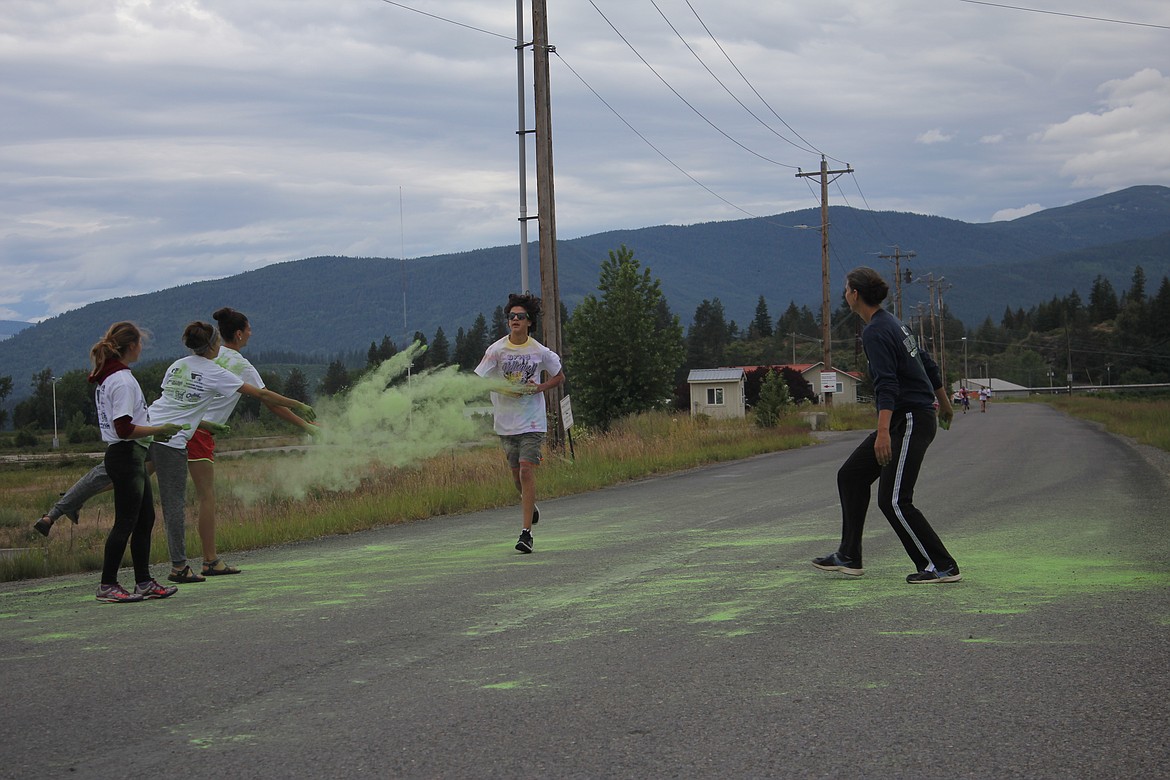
[1151,276,1170,344]
[453,327,467,368]
[284,367,310,403]
[564,245,684,431]
[686,298,729,369]
[748,295,773,339]
[1088,275,1119,324]
[430,327,450,367]
[491,306,508,339]
[411,331,430,369]
[320,360,351,396]
[457,314,490,371]
[0,375,11,429]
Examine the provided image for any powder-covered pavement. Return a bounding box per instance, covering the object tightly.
[1,403,1167,778]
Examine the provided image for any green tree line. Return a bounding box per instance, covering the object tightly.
[5,255,1168,440]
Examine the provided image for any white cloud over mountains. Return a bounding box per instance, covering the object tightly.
[1,1,1167,323]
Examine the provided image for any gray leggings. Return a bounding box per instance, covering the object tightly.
[49,463,113,521]
[150,441,191,566]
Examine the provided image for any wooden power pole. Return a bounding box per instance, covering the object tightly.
[879,245,915,320]
[796,156,853,407]
[531,0,566,447]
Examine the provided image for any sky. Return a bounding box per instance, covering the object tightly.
[2,0,1168,324]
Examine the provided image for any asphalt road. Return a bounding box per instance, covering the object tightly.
[2,403,1167,779]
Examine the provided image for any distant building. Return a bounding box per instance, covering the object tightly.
[740,363,863,405]
[954,377,1028,399]
[686,368,746,419]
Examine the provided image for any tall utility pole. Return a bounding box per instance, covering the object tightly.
[531,0,565,446]
[879,246,915,320]
[796,156,853,407]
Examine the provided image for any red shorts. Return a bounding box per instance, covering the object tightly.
[186,427,216,463]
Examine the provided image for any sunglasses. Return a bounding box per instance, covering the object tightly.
[507,312,530,321]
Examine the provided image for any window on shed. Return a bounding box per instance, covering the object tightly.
[706,387,724,405]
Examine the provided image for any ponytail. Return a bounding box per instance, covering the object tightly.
[90,322,142,375]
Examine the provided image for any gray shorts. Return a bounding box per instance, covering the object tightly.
[500,432,545,469]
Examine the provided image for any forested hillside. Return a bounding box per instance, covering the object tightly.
[2,185,1169,411]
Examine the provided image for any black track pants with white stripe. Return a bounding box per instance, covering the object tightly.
[835,409,957,572]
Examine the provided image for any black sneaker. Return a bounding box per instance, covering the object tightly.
[515,529,533,553]
[812,551,864,576]
[906,566,962,584]
[531,505,540,525]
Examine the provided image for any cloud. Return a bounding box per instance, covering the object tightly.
[1,1,1167,323]
[1035,68,1170,189]
[916,129,956,145]
[991,204,1045,222]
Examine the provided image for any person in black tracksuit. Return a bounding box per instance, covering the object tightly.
[813,267,962,584]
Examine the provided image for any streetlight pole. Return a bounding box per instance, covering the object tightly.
[51,376,60,449]
[961,337,968,389]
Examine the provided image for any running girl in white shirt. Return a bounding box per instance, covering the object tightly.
[149,321,315,584]
[90,322,183,603]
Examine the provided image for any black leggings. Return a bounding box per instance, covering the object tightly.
[836,409,957,572]
[101,441,156,585]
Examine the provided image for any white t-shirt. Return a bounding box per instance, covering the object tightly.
[203,346,264,425]
[474,336,563,435]
[95,368,151,447]
[148,354,246,449]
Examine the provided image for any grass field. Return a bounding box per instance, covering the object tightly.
[1,410,817,582]
[6,395,1165,583]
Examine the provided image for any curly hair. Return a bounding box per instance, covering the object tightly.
[507,292,542,320]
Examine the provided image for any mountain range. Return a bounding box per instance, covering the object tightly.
[2,184,1169,403]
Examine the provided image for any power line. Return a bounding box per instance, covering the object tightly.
[681,0,842,165]
[374,0,513,39]
[957,0,1170,30]
[585,0,801,170]
[649,0,820,157]
[554,53,762,219]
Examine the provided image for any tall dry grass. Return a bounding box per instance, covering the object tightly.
[1040,394,1170,451]
[1,411,818,582]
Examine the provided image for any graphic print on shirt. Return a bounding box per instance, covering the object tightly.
[900,325,919,358]
[161,363,220,407]
[501,353,540,386]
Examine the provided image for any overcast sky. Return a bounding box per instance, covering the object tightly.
[3,0,1168,323]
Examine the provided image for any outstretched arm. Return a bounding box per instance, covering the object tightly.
[238,384,316,422]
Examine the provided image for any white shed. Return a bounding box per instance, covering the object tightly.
[687,368,746,419]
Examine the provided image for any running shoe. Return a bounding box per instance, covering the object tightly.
[516,528,534,554]
[812,551,864,576]
[96,583,144,603]
[531,504,540,525]
[906,566,962,584]
[135,579,178,599]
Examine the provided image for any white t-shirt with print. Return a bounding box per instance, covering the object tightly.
[203,346,264,425]
[95,368,151,447]
[474,336,562,435]
[147,355,245,449]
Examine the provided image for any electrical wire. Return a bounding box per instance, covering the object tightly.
[957,0,1170,30]
[554,52,762,219]
[374,0,513,39]
[585,0,801,170]
[648,0,820,157]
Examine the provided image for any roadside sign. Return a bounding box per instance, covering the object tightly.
[560,395,574,429]
[820,371,837,393]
